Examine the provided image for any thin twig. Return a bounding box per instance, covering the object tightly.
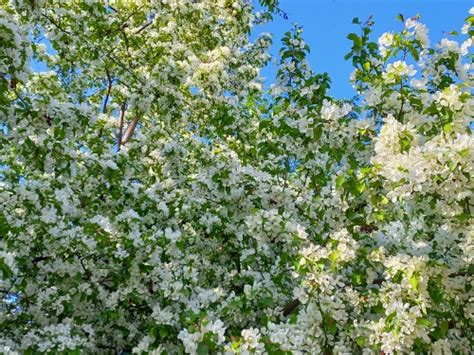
[134,20,153,34]
[397,81,406,121]
[122,29,131,58]
[117,102,126,150]
[98,69,114,138]
[79,257,92,279]
[294,173,308,201]
[102,68,113,114]
[13,89,31,111]
[41,14,72,35]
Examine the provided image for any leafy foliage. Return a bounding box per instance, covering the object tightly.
[0,1,473,354]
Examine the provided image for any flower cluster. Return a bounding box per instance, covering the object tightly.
[0,1,473,354]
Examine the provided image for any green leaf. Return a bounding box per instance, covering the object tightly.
[392,271,403,283]
[231,341,240,350]
[197,343,210,355]
[347,33,359,42]
[408,44,419,61]
[399,131,414,153]
[428,279,443,304]
[323,314,338,335]
[347,32,362,50]
[336,175,345,188]
[431,320,449,340]
[416,317,432,328]
[356,336,366,347]
[443,123,453,134]
[314,124,323,140]
[352,271,364,286]
[289,313,298,324]
[372,302,384,314]
[409,272,420,291]
[458,148,470,158]
[455,212,470,223]
[385,311,397,330]
[355,181,366,194]
[0,260,13,278]
[261,296,273,307]
[374,210,386,221]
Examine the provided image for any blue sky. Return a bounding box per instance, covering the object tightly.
[254,0,472,98]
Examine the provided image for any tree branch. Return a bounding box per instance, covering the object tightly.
[117,102,126,151]
[134,20,153,34]
[282,299,301,317]
[32,255,50,263]
[79,257,92,279]
[41,14,72,35]
[102,68,113,114]
[122,117,139,144]
[99,69,114,138]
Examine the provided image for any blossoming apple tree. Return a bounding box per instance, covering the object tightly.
[1,0,473,353]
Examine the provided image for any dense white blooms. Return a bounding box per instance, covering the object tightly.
[383,60,417,83]
[378,32,394,47]
[433,84,464,110]
[378,32,394,57]
[405,17,430,48]
[0,1,473,354]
